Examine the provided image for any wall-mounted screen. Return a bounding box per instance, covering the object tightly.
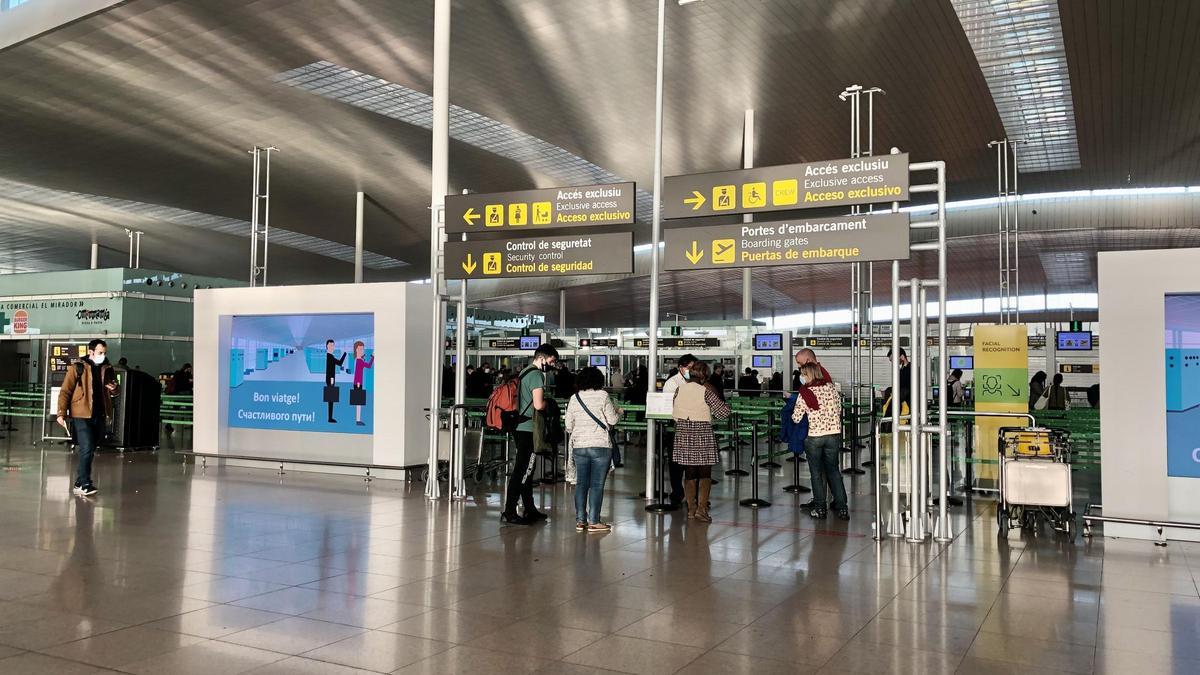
[1166,294,1200,478]
[227,313,374,435]
[949,355,974,370]
[589,354,608,367]
[1056,331,1093,351]
[754,333,783,351]
[751,355,772,368]
[519,336,540,350]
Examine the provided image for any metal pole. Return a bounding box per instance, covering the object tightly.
[249,147,260,287]
[889,260,901,538]
[454,280,467,499]
[645,0,666,502]
[134,231,142,268]
[262,148,272,287]
[1012,142,1020,324]
[425,0,451,500]
[741,109,754,321]
[906,276,923,542]
[559,289,567,332]
[934,161,951,542]
[126,228,133,268]
[354,191,365,283]
[90,242,98,269]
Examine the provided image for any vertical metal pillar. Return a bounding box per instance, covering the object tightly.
[133,231,143,268]
[645,0,667,503]
[248,146,278,287]
[90,241,98,269]
[906,276,923,542]
[933,161,950,542]
[125,228,133,268]
[741,109,754,321]
[425,0,451,500]
[354,191,365,283]
[559,289,567,332]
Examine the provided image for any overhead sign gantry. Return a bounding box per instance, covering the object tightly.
[445,232,632,280]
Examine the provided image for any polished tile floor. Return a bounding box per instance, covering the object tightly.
[0,425,1198,674]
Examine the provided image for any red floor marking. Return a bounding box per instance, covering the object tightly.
[710,519,867,538]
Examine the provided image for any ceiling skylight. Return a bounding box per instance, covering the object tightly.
[951,0,1080,172]
[273,61,652,220]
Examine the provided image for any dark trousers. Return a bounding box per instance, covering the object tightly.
[73,417,103,487]
[504,431,539,516]
[665,432,685,503]
[805,434,848,512]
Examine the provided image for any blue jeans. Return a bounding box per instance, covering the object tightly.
[573,446,611,524]
[805,434,847,512]
[73,417,103,487]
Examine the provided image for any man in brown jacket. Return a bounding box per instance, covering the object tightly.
[56,339,118,496]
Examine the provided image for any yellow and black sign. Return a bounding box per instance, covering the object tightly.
[445,182,635,234]
[664,154,909,219]
[1060,363,1098,374]
[446,232,632,280]
[663,213,910,271]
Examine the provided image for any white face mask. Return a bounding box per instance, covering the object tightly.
[91,353,106,365]
[798,374,808,385]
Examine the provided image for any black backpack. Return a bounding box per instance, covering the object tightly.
[541,397,564,446]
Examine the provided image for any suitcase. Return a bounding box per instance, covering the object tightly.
[349,385,366,406]
[1001,457,1071,508]
[323,385,340,403]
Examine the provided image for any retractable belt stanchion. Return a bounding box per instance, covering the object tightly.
[645,419,678,513]
[740,421,771,508]
[782,444,811,493]
[725,412,749,477]
[759,409,782,469]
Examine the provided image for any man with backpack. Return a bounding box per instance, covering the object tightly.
[493,343,558,525]
[56,339,118,496]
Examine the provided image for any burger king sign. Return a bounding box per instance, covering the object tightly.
[12,310,28,335]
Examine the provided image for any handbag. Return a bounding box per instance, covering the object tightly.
[323,385,340,403]
[575,393,621,468]
[1034,390,1049,410]
[350,385,366,406]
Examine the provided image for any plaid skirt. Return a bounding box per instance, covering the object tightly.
[672,419,718,465]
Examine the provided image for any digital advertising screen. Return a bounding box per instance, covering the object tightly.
[1056,331,1093,351]
[754,333,783,351]
[589,354,608,367]
[751,355,772,368]
[227,313,375,435]
[949,355,974,370]
[519,336,540,350]
[1165,295,1200,478]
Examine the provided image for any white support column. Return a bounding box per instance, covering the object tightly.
[645,0,666,503]
[425,0,451,500]
[90,241,98,269]
[741,109,754,321]
[355,191,365,283]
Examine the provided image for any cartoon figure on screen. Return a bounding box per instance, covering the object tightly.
[324,339,346,424]
[350,340,374,426]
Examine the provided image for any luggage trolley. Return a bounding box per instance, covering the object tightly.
[996,426,1076,538]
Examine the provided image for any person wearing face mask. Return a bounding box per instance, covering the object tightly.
[793,362,848,520]
[501,343,560,525]
[661,354,696,508]
[56,339,119,496]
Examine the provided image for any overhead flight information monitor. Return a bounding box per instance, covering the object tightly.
[754,333,783,351]
[589,354,608,367]
[1056,331,1093,351]
[752,355,773,368]
[519,336,540,350]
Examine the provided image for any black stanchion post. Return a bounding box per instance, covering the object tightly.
[740,422,771,508]
[782,446,811,493]
[646,419,678,513]
[759,410,781,469]
[725,420,748,477]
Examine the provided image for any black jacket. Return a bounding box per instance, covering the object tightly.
[326,352,346,384]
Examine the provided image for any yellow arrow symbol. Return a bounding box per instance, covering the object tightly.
[461,254,477,275]
[684,190,706,210]
[463,207,480,225]
[685,241,704,265]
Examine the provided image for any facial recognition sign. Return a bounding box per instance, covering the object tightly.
[444,182,635,234]
[662,213,910,271]
[445,232,632,279]
[664,154,909,219]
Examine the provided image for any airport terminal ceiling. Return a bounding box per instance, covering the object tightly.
[0,0,1198,323]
